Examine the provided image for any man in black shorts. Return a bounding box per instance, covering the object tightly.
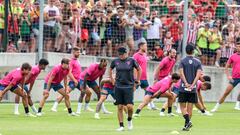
[178,45,202,131]
[110,47,141,131]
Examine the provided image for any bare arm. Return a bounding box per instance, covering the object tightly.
[197,90,206,109]
[154,65,162,81]
[47,75,55,91]
[225,63,232,81]
[179,68,190,87]
[63,76,68,91]
[83,74,89,90]
[190,69,202,88]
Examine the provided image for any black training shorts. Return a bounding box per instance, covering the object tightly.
[114,86,134,105]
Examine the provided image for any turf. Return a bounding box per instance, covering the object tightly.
[0,102,239,135]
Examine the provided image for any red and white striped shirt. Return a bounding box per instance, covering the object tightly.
[187,21,199,45]
[221,44,235,58]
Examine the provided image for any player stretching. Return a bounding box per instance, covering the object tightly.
[37,58,76,116]
[133,74,180,117]
[152,49,176,110]
[76,59,108,114]
[14,59,49,115]
[160,75,212,116]
[0,63,35,117]
[51,47,91,112]
[211,39,240,112]
[94,77,115,119]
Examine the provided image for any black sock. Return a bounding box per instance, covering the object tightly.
[201,109,205,113]
[168,107,172,114]
[161,108,165,112]
[24,107,29,113]
[68,108,72,114]
[135,109,141,114]
[38,107,42,113]
[120,122,124,127]
[127,117,132,121]
[183,114,190,125]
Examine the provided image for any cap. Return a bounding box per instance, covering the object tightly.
[118,47,127,55]
[228,15,233,20]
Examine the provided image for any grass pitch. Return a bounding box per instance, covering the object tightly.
[0,102,239,135]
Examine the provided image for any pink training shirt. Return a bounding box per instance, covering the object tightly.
[0,68,25,86]
[103,82,114,89]
[196,80,202,92]
[80,63,106,81]
[158,57,176,80]
[227,53,240,79]
[25,65,41,84]
[70,57,82,81]
[133,52,148,80]
[173,80,181,88]
[45,64,70,84]
[147,76,172,94]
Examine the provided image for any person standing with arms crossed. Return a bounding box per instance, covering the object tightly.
[178,45,202,131]
[110,47,141,131]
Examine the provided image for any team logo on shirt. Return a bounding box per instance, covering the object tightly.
[127,61,131,65]
[116,62,119,65]
[189,60,193,64]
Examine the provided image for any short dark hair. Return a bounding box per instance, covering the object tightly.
[203,82,212,90]
[186,44,195,55]
[73,47,80,51]
[202,75,211,82]
[21,63,32,71]
[61,58,70,65]
[138,42,146,49]
[171,73,180,80]
[100,59,107,64]
[39,58,49,66]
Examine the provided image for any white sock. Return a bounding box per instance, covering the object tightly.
[85,103,89,110]
[14,103,19,113]
[101,102,107,112]
[214,103,220,109]
[52,102,58,109]
[150,101,156,108]
[235,101,240,108]
[31,105,37,113]
[77,103,82,113]
[147,103,151,108]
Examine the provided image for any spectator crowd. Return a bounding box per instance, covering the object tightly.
[0,0,240,67]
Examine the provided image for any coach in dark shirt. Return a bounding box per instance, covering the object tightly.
[110,47,141,131]
[178,44,202,131]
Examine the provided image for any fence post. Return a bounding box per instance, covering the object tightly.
[3,0,9,52]
[182,0,189,58]
[38,0,44,60]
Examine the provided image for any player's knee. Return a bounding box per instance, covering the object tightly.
[118,105,124,111]
[43,91,49,99]
[64,94,70,100]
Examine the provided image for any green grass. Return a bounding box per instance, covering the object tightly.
[0,102,240,135]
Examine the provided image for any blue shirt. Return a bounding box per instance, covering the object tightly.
[178,56,202,93]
